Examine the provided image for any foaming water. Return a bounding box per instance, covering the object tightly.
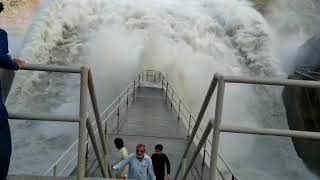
[4,0,319,179]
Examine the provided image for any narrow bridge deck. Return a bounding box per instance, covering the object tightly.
[87,85,213,179]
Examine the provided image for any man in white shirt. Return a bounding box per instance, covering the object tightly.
[113,138,129,179]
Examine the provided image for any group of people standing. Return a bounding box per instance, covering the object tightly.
[112,138,171,180]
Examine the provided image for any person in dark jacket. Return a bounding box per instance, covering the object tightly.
[0,2,25,180]
[151,144,171,180]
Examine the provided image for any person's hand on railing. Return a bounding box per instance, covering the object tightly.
[13,59,25,69]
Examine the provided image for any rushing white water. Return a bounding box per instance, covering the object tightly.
[3,0,319,179]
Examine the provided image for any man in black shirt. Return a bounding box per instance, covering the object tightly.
[151,144,171,180]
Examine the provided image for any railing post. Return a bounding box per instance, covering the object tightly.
[78,67,89,180]
[200,142,207,180]
[158,72,161,83]
[174,76,218,180]
[177,100,181,120]
[133,80,136,98]
[104,113,107,136]
[161,79,164,91]
[154,73,156,82]
[165,82,169,103]
[209,77,226,180]
[87,119,108,177]
[53,165,57,177]
[85,131,89,176]
[181,121,213,180]
[138,74,141,87]
[187,115,192,139]
[181,158,186,179]
[88,70,111,177]
[126,88,129,107]
[170,88,173,110]
[117,97,120,131]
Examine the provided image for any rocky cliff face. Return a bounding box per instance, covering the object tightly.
[282,35,320,174]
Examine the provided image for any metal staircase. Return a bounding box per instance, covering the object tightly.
[6,64,320,180]
[6,66,236,180]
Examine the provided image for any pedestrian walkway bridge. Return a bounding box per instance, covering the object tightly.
[5,65,320,180]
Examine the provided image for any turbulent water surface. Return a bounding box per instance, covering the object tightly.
[1,0,319,179]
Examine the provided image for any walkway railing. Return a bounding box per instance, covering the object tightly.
[174,73,320,180]
[42,69,158,177]
[158,73,237,180]
[8,64,111,180]
[11,67,238,180]
[294,68,320,81]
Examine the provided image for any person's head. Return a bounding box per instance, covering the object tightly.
[136,144,146,160]
[114,138,124,150]
[0,2,4,13]
[155,144,163,155]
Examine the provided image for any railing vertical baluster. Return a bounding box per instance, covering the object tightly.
[161,79,164,91]
[126,87,129,107]
[209,77,226,180]
[174,76,218,180]
[53,165,57,177]
[133,80,136,99]
[138,74,141,87]
[181,121,213,180]
[165,82,168,103]
[200,142,207,180]
[142,72,144,82]
[187,115,192,139]
[85,131,89,176]
[117,97,120,132]
[78,67,89,180]
[105,110,108,136]
[88,69,112,177]
[178,99,181,120]
[146,71,148,81]
[170,88,173,110]
[87,119,108,177]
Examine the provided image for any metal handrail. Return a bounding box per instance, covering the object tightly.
[6,64,113,180]
[43,71,141,177]
[43,140,78,175]
[294,70,320,81]
[176,73,320,180]
[44,70,157,177]
[160,74,237,180]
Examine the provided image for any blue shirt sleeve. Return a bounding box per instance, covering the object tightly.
[113,154,132,170]
[0,29,19,70]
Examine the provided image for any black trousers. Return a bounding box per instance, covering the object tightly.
[0,118,11,180]
[156,176,165,180]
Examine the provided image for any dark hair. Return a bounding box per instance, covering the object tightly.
[0,3,4,13]
[155,144,163,151]
[114,138,124,149]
